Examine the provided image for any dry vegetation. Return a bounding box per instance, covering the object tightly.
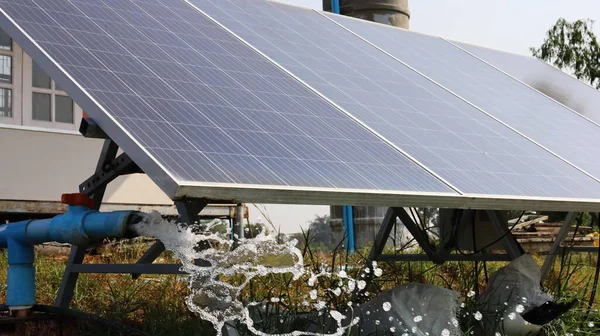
[0,237,598,335]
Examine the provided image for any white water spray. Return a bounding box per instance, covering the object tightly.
[132,211,360,336]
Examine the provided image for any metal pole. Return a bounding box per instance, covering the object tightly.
[540,212,577,281]
[235,203,244,240]
[331,0,340,14]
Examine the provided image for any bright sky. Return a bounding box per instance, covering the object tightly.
[250,0,600,233]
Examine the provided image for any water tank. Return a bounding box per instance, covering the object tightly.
[322,0,410,29]
[325,0,410,250]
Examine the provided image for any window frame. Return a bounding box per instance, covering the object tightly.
[22,53,82,131]
[0,40,22,126]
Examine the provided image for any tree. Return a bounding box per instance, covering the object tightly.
[306,214,332,249]
[531,18,600,89]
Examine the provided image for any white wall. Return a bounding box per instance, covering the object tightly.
[0,126,173,205]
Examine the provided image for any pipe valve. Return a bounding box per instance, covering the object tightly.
[61,193,94,209]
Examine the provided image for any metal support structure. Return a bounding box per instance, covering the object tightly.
[55,139,118,308]
[233,203,244,240]
[486,210,524,260]
[54,134,217,308]
[541,212,577,281]
[396,207,442,264]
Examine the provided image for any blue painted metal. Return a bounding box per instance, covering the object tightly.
[6,237,35,308]
[331,0,341,14]
[343,206,355,253]
[331,0,354,253]
[0,203,140,309]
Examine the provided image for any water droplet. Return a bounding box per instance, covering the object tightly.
[413,315,423,323]
[588,321,595,328]
[467,290,476,298]
[474,311,483,321]
[330,310,344,322]
[375,320,380,325]
[495,333,502,336]
[508,312,516,320]
[338,270,347,278]
[389,316,394,321]
[357,280,367,290]
[383,301,392,311]
[451,317,459,327]
[270,297,280,303]
[347,279,356,292]
[441,329,450,336]
[333,287,341,296]
[309,289,317,300]
[390,327,396,332]
[516,304,525,313]
[374,268,383,277]
[366,310,371,315]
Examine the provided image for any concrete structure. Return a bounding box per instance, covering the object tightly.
[322,0,410,28]
[325,0,411,250]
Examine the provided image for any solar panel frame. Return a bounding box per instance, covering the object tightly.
[320,10,600,191]
[187,0,600,200]
[0,0,466,207]
[3,1,600,211]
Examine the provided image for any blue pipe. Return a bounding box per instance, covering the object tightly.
[331,0,340,14]
[330,0,354,253]
[343,206,355,253]
[0,195,141,310]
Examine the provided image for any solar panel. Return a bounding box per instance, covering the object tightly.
[0,0,462,206]
[455,41,600,124]
[188,0,600,199]
[324,12,600,192]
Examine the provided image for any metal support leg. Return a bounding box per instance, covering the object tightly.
[367,208,397,263]
[486,210,524,260]
[396,207,442,264]
[541,212,577,281]
[351,208,397,302]
[130,241,166,279]
[55,139,118,308]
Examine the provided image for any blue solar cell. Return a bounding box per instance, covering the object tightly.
[455,41,600,124]
[0,0,454,194]
[325,12,600,194]
[189,0,600,198]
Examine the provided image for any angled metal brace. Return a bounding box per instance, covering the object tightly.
[541,212,577,281]
[486,210,524,260]
[131,198,210,279]
[79,152,142,196]
[55,139,118,308]
[395,207,443,264]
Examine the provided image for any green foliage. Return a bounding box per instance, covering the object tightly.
[531,18,600,89]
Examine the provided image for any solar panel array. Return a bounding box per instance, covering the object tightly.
[455,41,600,124]
[191,0,600,199]
[324,12,600,191]
[2,0,600,209]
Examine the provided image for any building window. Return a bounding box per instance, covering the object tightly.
[0,28,79,131]
[30,60,75,124]
[23,55,81,130]
[0,28,17,120]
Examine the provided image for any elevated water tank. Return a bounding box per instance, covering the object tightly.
[325,0,410,250]
[322,0,410,28]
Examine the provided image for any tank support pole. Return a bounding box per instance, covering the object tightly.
[55,139,118,308]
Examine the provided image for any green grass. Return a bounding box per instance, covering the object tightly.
[0,239,598,335]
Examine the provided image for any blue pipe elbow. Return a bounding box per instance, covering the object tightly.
[6,238,35,309]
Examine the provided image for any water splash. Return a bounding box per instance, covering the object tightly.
[132,211,359,336]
